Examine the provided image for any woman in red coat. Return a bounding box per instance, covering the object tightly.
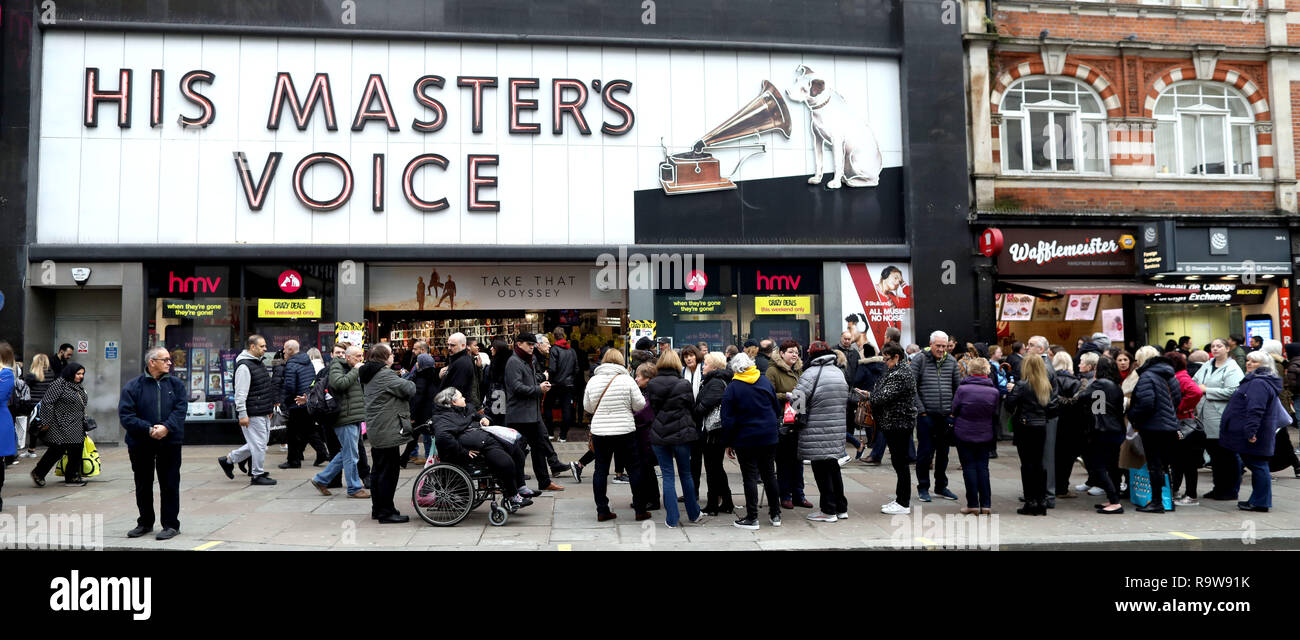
[1166,351,1206,506]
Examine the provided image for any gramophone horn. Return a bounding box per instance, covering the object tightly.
[693,80,792,152]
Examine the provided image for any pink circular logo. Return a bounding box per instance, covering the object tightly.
[686,270,708,292]
[278,270,302,293]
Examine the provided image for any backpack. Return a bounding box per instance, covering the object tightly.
[7,371,31,416]
[305,367,340,426]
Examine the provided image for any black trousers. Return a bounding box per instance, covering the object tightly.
[128,439,182,530]
[1170,430,1206,499]
[1055,423,1082,495]
[884,428,913,507]
[474,439,524,497]
[286,409,327,464]
[1015,426,1047,503]
[702,436,734,510]
[810,458,847,515]
[510,420,552,490]
[1141,430,1178,506]
[736,444,781,520]
[34,442,83,482]
[591,433,646,515]
[688,438,703,498]
[775,431,805,501]
[369,446,402,518]
[1084,439,1122,505]
[545,386,577,440]
[1205,437,1239,498]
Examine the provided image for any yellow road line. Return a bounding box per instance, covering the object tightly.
[1168,531,1198,540]
[915,537,938,548]
[192,540,224,551]
[557,544,572,551]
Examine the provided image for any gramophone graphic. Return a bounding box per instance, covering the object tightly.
[658,80,792,195]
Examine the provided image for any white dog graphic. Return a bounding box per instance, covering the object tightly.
[785,65,882,188]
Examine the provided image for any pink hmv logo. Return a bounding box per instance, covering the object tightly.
[168,272,222,294]
[278,270,302,293]
[755,270,801,291]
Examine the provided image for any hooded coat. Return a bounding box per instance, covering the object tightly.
[431,403,498,463]
[765,355,802,403]
[629,349,658,373]
[584,362,645,436]
[693,368,730,442]
[720,367,781,448]
[1127,356,1182,433]
[1220,369,1282,457]
[360,361,416,449]
[646,367,698,446]
[1191,357,1243,439]
[328,357,364,427]
[792,353,851,460]
[39,366,88,446]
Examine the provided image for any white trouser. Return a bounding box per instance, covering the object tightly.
[14,416,27,452]
[228,415,271,476]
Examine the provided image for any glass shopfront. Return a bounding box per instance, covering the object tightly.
[654,263,823,350]
[146,263,336,422]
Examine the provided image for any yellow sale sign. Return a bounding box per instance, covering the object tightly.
[258,298,322,319]
[755,296,811,315]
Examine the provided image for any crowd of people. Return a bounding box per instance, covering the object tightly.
[1,323,1297,539]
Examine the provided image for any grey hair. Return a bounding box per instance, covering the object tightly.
[929,330,949,344]
[434,387,463,407]
[145,346,170,362]
[1246,351,1277,375]
[730,352,756,373]
[307,347,323,361]
[1079,352,1100,369]
[1262,339,1284,358]
[1028,336,1049,351]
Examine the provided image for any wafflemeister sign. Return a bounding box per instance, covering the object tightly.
[996,228,1136,276]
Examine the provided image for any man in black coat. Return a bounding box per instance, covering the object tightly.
[280,339,328,469]
[439,333,478,409]
[118,347,188,540]
[546,327,582,442]
[505,333,565,491]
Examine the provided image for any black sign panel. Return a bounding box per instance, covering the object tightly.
[634,170,904,245]
[1173,227,1290,275]
[1140,220,1175,275]
[996,227,1136,276]
[737,264,822,295]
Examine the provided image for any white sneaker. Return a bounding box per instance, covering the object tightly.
[837,454,851,467]
[1120,480,1128,492]
[807,511,838,522]
[557,438,566,443]
[1074,483,1091,493]
[881,500,910,515]
[1087,486,1105,496]
[837,512,849,520]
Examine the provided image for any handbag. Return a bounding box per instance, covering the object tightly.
[855,398,875,428]
[703,405,722,432]
[781,367,825,436]
[1118,431,1146,470]
[82,416,98,432]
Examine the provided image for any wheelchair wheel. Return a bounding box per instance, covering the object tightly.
[489,503,509,526]
[412,463,474,527]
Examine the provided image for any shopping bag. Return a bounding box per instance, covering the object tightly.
[54,436,102,478]
[1129,464,1172,510]
[1118,432,1146,470]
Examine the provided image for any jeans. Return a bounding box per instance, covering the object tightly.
[735,444,780,520]
[885,428,913,507]
[845,404,861,450]
[313,423,362,495]
[369,446,402,518]
[228,415,270,477]
[955,440,992,509]
[701,437,734,510]
[1170,430,1206,499]
[592,433,645,515]
[128,438,182,530]
[1240,453,1272,508]
[1084,439,1122,505]
[1015,426,1046,503]
[776,431,805,501]
[402,433,433,461]
[653,443,700,527]
[510,420,551,490]
[810,459,847,515]
[286,408,327,464]
[916,413,951,492]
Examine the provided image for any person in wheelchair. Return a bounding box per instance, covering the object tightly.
[431,387,536,509]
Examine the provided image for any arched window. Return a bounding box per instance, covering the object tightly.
[999,77,1107,174]
[1153,81,1256,177]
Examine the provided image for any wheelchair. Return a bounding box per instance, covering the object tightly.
[411,456,519,527]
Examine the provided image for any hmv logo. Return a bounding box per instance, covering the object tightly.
[168,272,222,294]
[755,270,802,291]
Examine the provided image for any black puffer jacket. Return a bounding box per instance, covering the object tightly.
[910,350,962,415]
[1005,381,1056,431]
[646,367,698,446]
[694,369,730,443]
[1054,369,1090,433]
[430,403,498,464]
[1126,356,1181,433]
[1087,377,1126,443]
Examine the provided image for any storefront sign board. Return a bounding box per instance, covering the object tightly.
[257,298,322,319]
[841,263,914,351]
[754,296,811,315]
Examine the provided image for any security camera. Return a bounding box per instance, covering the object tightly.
[71,267,92,286]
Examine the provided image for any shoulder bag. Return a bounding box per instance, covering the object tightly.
[781,366,824,436]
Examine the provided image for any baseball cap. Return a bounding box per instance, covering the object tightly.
[657,337,671,344]
[743,339,758,349]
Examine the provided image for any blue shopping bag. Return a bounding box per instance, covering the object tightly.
[1129,464,1172,510]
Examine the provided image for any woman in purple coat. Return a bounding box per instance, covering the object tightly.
[951,358,1000,514]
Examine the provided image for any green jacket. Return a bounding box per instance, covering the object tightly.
[361,362,416,449]
[327,358,364,427]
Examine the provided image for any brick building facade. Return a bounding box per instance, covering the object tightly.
[964,0,1299,351]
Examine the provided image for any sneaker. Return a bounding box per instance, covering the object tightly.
[557,438,567,443]
[807,511,838,522]
[279,444,288,452]
[612,474,630,484]
[689,513,708,524]
[881,500,910,515]
[837,512,849,520]
[916,489,932,503]
[837,454,851,467]
[1074,483,1092,493]
[569,462,583,483]
[249,474,278,486]
[1175,496,1199,507]
[217,456,235,479]
[1087,486,1105,496]
[769,514,782,527]
[733,517,759,530]
[934,487,958,501]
